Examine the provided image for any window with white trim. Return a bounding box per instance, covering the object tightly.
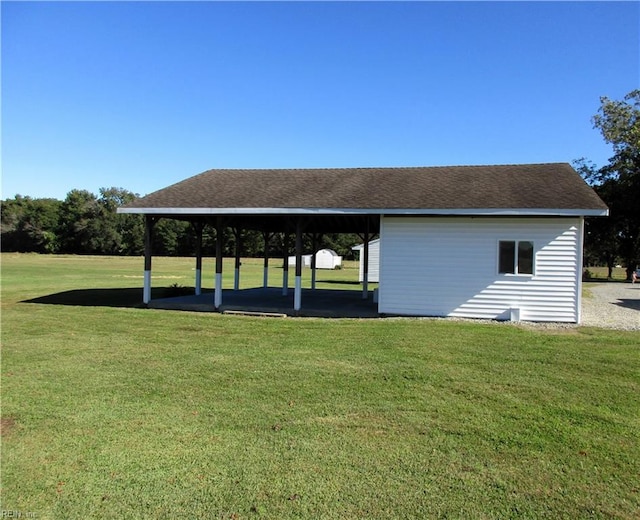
[498,240,534,275]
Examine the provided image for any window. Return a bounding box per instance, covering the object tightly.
[498,240,534,275]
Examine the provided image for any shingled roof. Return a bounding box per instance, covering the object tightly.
[120,163,608,216]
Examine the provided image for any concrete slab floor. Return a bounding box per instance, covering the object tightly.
[147,287,379,318]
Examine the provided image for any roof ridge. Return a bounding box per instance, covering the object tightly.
[201,162,570,173]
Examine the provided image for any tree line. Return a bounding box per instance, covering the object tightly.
[0,188,363,259]
[3,90,638,276]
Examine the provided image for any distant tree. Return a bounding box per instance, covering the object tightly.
[574,159,620,276]
[322,233,364,260]
[1,189,374,259]
[58,189,103,254]
[1,196,62,253]
[98,188,144,255]
[151,218,192,256]
[584,89,640,280]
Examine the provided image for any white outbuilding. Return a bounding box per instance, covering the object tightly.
[288,249,342,269]
[288,254,312,267]
[352,239,380,283]
[315,249,342,269]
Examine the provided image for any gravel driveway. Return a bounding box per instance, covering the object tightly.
[581,282,640,330]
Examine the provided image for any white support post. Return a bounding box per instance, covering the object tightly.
[263,231,270,289]
[311,246,317,291]
[294,219,303,312]
[234,268,240,291]
[282,270,289,296]
[143,270,152,304]
[195,269,202,296]
[215,273,223,308]
[311,233,320,290]
[362,228,370,299]
[234,228,242,292]
[143,216,155,305]
[194,221,203,296]
[294,276,302,311]
[214,217,224,310]
[282,234,290,296]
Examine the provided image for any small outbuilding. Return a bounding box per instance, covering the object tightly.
[315,249,342,269]
[288,254,312,267]
[352,239,380,283]
[287,249,342,269]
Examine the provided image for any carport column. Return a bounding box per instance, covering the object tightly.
[214,217,224,309]
[262,231,271,288]
[311,233,320,290]
[143,216,156,304]
[282,233,290,296]
[362,223,370,299]
[233,228,242,291]
[294,219,303,312]
[194,221,203,296]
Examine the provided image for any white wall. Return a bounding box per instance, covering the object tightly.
[353,239,380,282]
[378,216,583,322]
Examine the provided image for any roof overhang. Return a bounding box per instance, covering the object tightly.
[117,207,609,217]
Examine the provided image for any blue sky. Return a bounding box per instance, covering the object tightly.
[2,1,638,200]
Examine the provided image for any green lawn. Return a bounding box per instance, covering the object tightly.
[584,266,630,281]
[1,254,639,519]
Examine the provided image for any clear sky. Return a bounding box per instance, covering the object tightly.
[2,1,638,201]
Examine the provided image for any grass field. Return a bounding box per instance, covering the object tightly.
[583,266,631,282]
[1,254,639,519]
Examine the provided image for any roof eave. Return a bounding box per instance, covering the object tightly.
[117,207,609,217]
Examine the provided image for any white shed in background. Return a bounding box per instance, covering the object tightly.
[288,249,342,269]
[352,239,380,283]
[288,254,312,267]
[315,249,342,269]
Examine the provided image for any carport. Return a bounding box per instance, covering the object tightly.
[119,164,608,322]
[134,210,379,315]
[118,168,391,315]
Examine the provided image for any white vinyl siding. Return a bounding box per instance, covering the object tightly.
[378,216,583,322]
[353,239,380,283]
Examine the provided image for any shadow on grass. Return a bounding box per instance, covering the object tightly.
[22,287,380,318]
[584,278,630,283]
[317,280,364,286]
[22,287,189,309]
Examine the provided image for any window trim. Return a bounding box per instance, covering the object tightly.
[498,240,535,276]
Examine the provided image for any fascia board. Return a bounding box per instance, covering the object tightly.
[117,207,609,217]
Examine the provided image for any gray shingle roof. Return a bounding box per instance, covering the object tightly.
[121,163,607,215]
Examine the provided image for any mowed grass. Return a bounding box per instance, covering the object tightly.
[1,254,639,519]
[585,266,630,282]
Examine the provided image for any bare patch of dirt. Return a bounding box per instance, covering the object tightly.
[0,417,17,437]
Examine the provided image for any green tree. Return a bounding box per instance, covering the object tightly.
[98,188,144,255]
[58,190,102,254]
[580,89,640,279]
[151,218,193,256]
[1,196,62,253]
